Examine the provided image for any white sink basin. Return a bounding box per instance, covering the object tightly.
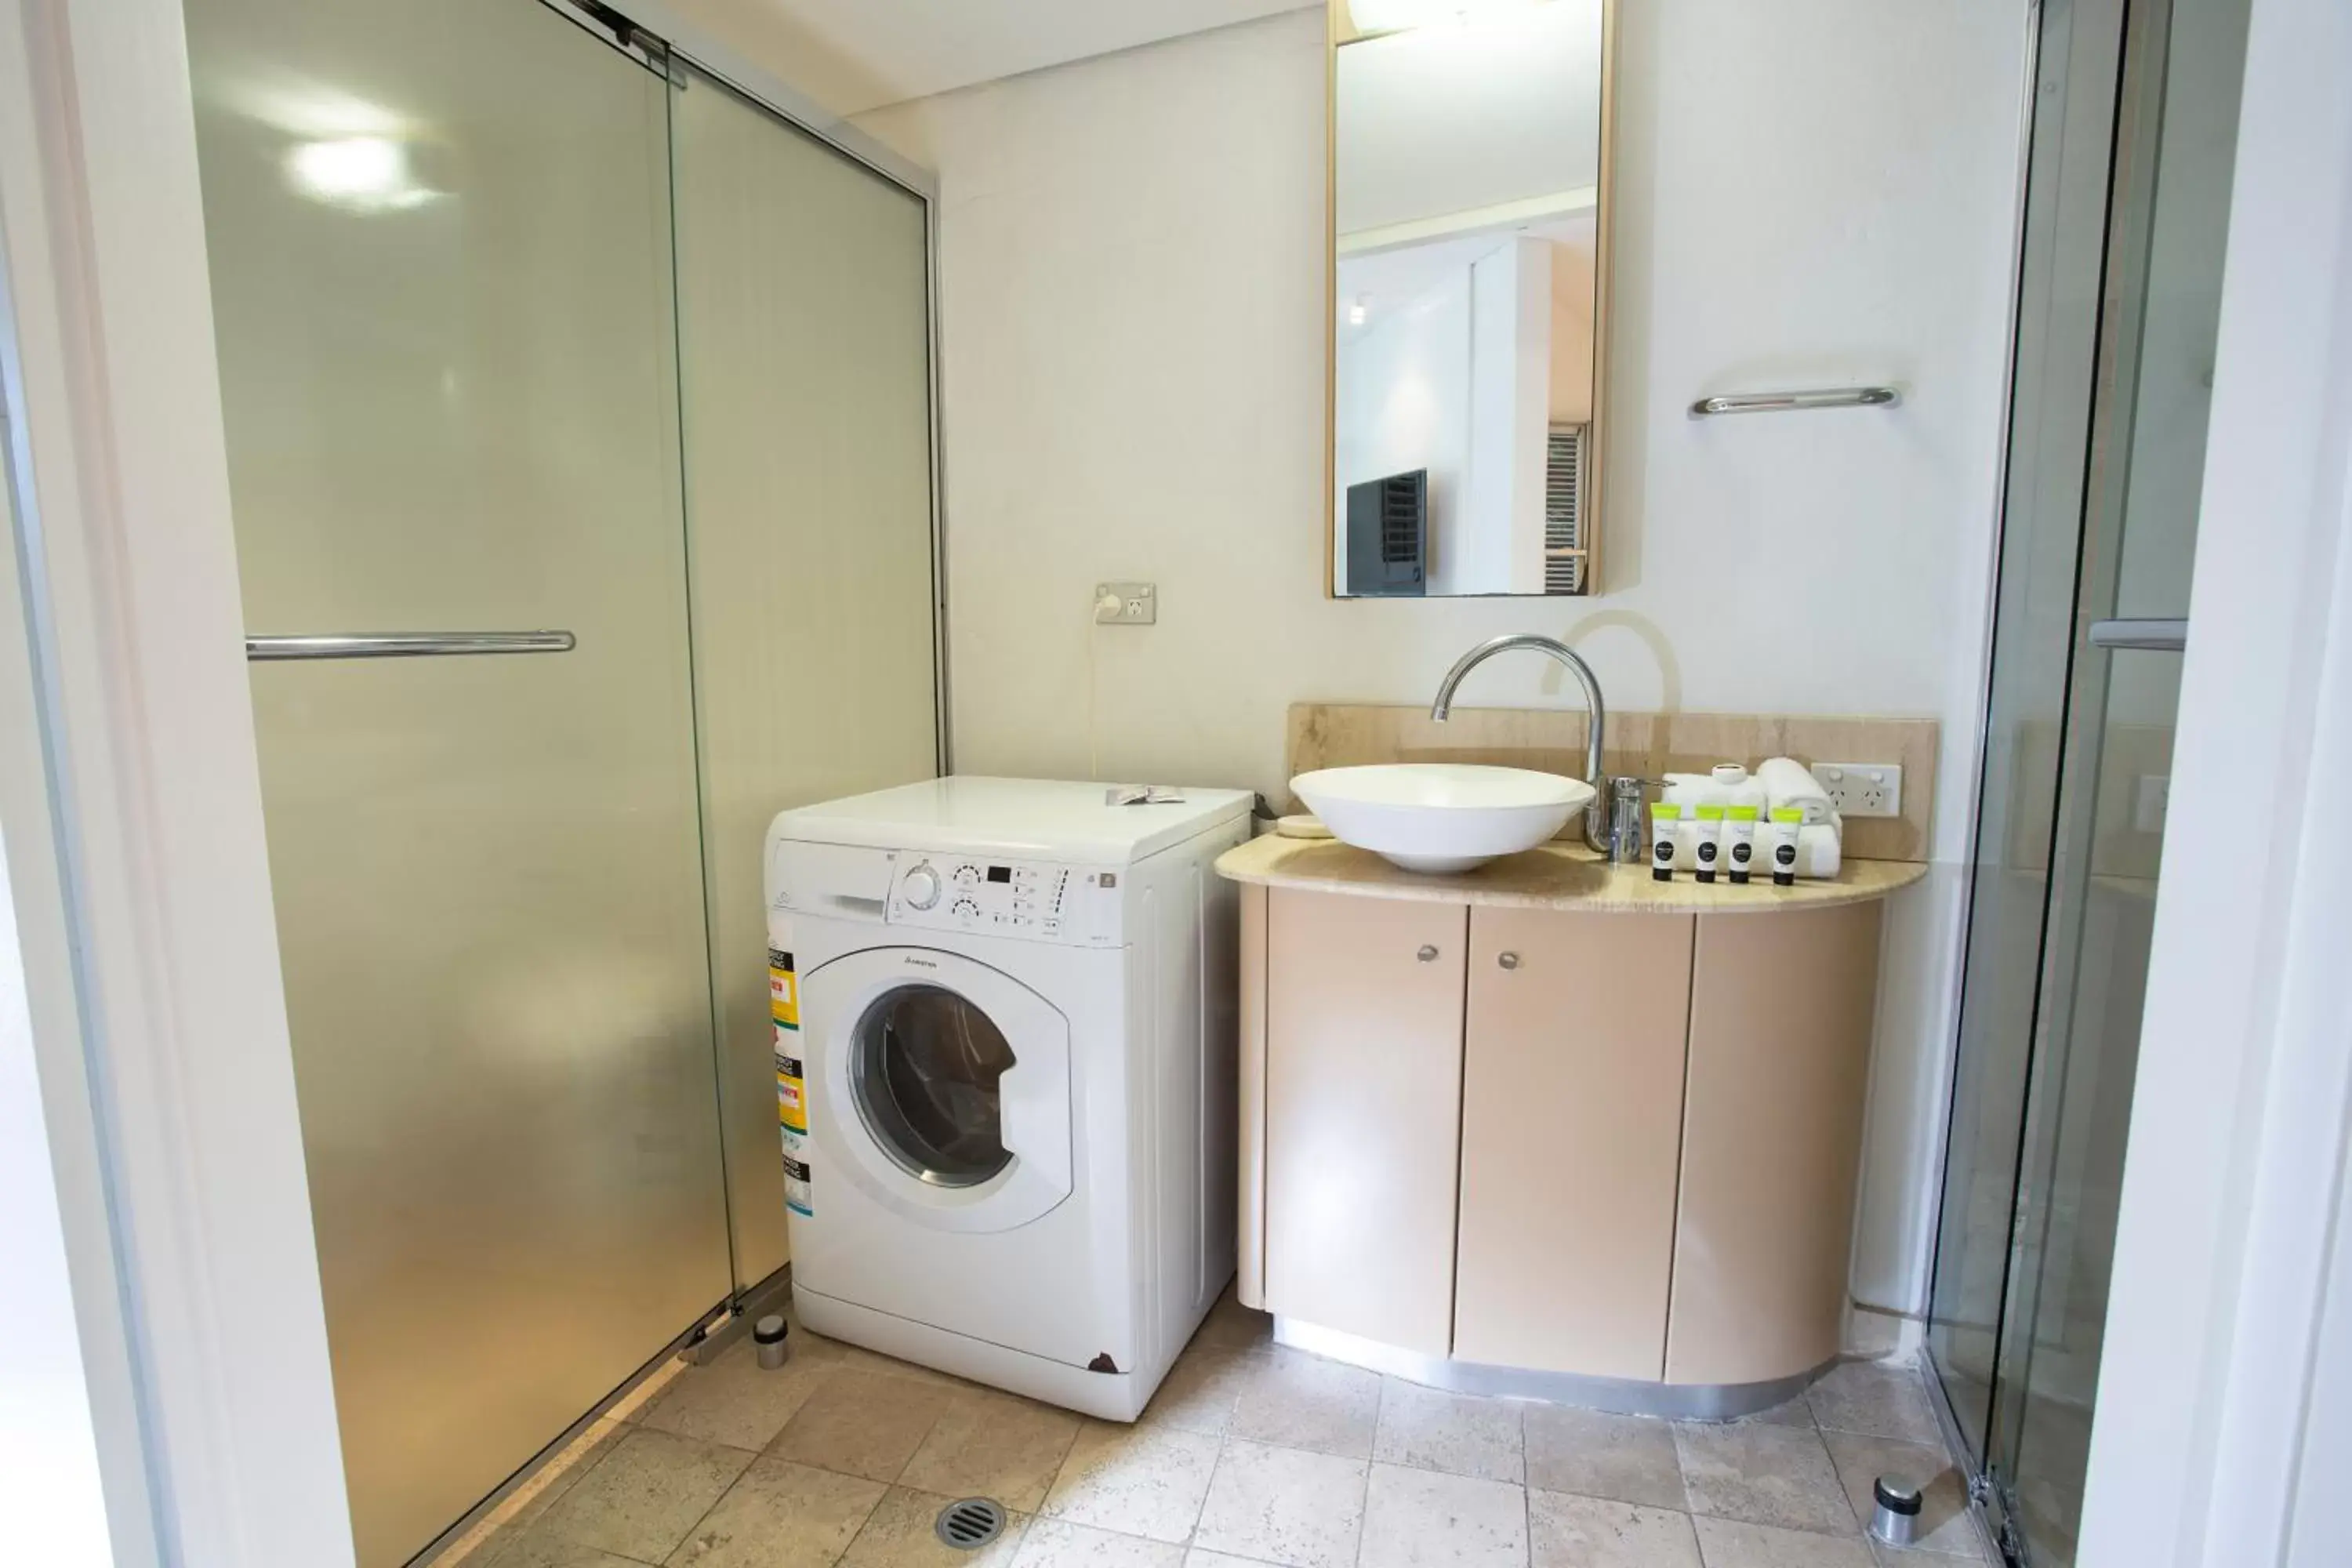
[1291,764,1596,873]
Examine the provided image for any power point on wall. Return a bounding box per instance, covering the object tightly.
[1094,582,1156,625]
[1815,763,1904,819]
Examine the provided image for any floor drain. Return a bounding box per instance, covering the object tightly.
[934,1497,1007,1551]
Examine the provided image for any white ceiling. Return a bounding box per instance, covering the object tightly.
[667,0,1318,118]
[1336,0,1602,237]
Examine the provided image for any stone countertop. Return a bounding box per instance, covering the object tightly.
[1215,833,1928,915]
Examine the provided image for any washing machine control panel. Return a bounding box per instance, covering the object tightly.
[885,855,1120,946]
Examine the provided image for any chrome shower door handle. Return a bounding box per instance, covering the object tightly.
[1689,386,1900,417]
[245,631,577,660]
[2086,618,2187,652]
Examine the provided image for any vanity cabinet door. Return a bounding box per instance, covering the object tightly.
[1665,901,1883,1386]
[1454,909,1694,1381]
[1263,888,1468,1356]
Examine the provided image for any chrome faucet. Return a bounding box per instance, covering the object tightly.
[1429,632,1634,861]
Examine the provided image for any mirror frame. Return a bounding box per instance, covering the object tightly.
[1324,0,1620,599]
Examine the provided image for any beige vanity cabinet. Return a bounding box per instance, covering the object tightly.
[1665,902,1883,1385]
[1454,909,1694,1381]
[1233,843,1909,1403]
[1260,888,1467,1355]
[1255,895,1699,1370]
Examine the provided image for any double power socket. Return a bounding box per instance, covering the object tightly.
[1813,763,1904,819]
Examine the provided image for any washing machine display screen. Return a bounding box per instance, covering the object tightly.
[850,984,1017,1188]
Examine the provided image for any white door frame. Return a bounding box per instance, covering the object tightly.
[0,1,352,1565]
[2074,0,2352,1563]
[0,435,123,1568]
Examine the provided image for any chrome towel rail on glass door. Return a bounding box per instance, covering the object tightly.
[245,631,577,661]
[2086,618,2187,652]
[1689,386,1901,418]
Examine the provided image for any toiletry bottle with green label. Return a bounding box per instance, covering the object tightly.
[1693,803,1725,884]
[1725,804,1759,884]
[1650,803,1682,882]
[1769,806,1805,886]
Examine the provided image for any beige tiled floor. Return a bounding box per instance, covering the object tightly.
[441,1290,1991,1568]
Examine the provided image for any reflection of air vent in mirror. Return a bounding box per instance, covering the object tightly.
[1346,469,1428,597]
[1381,480,1420,562]
[1545,425,1588,595]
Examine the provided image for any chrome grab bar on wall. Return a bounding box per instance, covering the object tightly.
[245,631,577,661]
[1689,386,1901,417]
[2086,618,2187,652]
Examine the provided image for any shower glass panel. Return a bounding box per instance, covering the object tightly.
[668,64,941,1295]
[187,2,731,1563]
[1928,0,2130,1463]
[1928,0,2246,1562]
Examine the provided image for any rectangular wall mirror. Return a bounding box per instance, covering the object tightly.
[1328,0,1613,598]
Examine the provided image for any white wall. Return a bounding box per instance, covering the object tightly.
[1465,238,1552,597]
[858,0,2028,1315]
[1336,235,1553,597]
[1337,263,1469,591]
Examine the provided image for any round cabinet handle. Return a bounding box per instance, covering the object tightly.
[1416,945,1439,962]
[1497,952,1521,970]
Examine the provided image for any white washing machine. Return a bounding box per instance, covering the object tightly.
[764,776,1252,1420]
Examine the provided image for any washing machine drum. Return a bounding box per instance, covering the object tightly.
[851,983,1018,1188]
[807,947,1074,1233]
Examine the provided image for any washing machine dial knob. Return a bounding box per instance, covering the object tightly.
[902,863,942,910]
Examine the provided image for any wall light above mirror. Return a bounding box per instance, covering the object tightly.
[1329,0,1613,598]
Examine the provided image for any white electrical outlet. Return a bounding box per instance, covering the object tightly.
[1094,582,1156,625]
[1814,762,1904,819]
[2133,773,2169,834]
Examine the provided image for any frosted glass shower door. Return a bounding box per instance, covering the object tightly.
[1926,0,2246,1560]
[186,2,731,1563]
[670,64,941,1290]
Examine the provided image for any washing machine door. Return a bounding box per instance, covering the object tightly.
[804,946,1073,1233]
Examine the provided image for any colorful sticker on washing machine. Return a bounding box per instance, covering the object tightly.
[781,1127,813,1218]
[768,948,800,1030]
[775,1032,807,1136]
